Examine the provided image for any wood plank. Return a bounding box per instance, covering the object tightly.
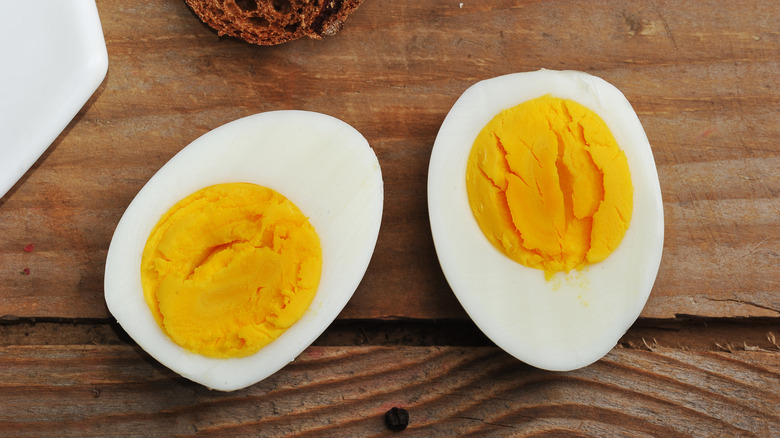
[0,0,777,319]
[0,340,776,437]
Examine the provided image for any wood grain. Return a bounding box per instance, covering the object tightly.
[0,338,776,437]
[0,0,778,321]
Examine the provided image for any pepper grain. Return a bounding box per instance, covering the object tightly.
[384,407,409,431]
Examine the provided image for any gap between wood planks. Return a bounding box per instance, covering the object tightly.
[0,316,777,353]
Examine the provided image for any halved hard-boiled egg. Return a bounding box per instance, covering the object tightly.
[105,111,383,390]
[428,70,663,371]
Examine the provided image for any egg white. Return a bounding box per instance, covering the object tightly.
[105,110,383,391]
[428,70,664,371]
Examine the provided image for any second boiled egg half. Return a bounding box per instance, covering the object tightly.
[428,70,664,371]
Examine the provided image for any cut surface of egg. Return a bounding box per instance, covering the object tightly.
[105,110,383,391]
[428,70,663,371]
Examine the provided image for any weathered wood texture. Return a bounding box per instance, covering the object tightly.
[0,335,777,437]
[0,0,778,321]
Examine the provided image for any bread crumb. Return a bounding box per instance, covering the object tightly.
[185,0,363,46]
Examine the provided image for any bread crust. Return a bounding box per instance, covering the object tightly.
[184,0,364,45]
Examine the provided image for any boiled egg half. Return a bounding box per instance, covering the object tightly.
[428,70,663,371]
[105,111,383,390]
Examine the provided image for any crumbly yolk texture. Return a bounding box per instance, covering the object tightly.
[140,182,322,358]
[466,95,633,279]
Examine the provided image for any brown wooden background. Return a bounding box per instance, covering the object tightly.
[0,0,778,436]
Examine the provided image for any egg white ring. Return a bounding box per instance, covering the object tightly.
[428,70,664,371]
[105,110,383,391]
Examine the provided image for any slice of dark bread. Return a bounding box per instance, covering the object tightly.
[184,0,364,45]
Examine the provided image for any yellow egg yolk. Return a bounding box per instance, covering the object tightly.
[466,95,633,279]
[140,182,322,358]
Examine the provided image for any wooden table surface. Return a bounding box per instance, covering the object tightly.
[1,0,778,436]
